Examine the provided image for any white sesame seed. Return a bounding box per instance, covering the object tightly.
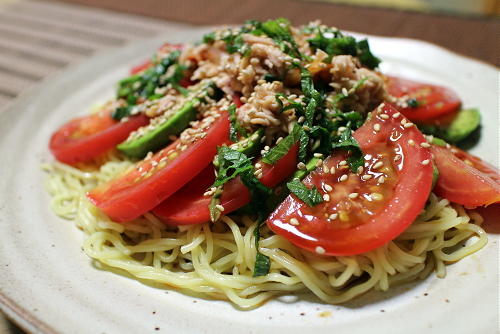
[297,162,307,170]
[372,161,384,170]
[316,159,323,167]
[408,139,415,146]
[297,116,305,123]
[392,112,401,118]
[401,118,407,125]
[378,176,385,184]
[339,174,348,182]
[276,137,283,144]
[330,166,336,174]
[338,126,347,133]
[357,166,364,174]
[394,155,401,162]
[323,165,329,173]
[324,184,333,192]
[421,159,430,165]
[315,246,326,255]
[341,87,348,95]
[420,142,431,148]
[323,194,330,201]
[339,160,347,166]
[255,163,262,168]
[329,213,338,220]
[289,218,300,226]
[215,204,225,212]
[373,124,381,132]
[361,174,372,180]
[314,153,324,158]
[404,122,414,128]
[348,192,359,199]
[371,193,383,201]
[380,114,389,120]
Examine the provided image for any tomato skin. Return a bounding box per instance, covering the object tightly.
[49,110,149,165]
[87,112,230,222]
[386,76,461,122]
[267,103,434,256]
[130,60,153,75]
[153,144,299,225]
[432,145,500,207]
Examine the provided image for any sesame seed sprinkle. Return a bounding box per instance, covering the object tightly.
[348,192,359,199]
[316,159,323,167]
[323,165,329,173]
[323,194,330,201]
[297,162,307,170]
[420,142,431,148]
[329,213,338,220]
[373,124,381,132]
[380,114,389,120]
[372,161,384,170]
[362,174,372,180]
[330,166,336,174]
[314,153,324,158]
[421,159,430,165]
[290,218,299,226]
[378,176,385,184]
[339,160,347,166]
[404,122,414,128]
[315,246,326,254]
[215,204,225,212]
[371,193,383,201]
[394,155,401,162]
[357,166,364,174]
[324,184,333,192]
[339,174,348,182]
[408,139,415,146]
[392,112,401,118]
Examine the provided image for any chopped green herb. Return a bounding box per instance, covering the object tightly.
[253,252,271,277]
[111,106,133,120]
[308,27,380,69]
[228,104,248,142]
[331,128,364,172]
[286,178,323,207]
[203,32,216,44]
[407,98,419,108]
[262,124,303,164]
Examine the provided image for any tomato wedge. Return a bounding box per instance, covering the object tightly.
[49,108,149,165]
[432,144,500,207]
[87,112,230,222]
[267,103,434,256]
[153,144,299,225]
[386,75,461,122]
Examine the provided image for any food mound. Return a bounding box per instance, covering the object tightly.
[44,19,498,309]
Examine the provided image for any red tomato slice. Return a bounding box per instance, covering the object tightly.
[386,75,461,122]
[432,144,500,207]
[49,109,149,165]
[87,112,230,222]
[267,103,434,256]
[153,144,299,225]
[130,60,152,75]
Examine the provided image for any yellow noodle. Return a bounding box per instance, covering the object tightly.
[43,158,491,309]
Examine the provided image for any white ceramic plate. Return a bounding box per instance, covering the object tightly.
[0,27,498,334]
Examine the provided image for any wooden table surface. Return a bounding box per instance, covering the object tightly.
[0,0,497,332]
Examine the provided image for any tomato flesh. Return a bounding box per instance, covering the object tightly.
[432,144,500,207]
[386,75,461,122]
[153,144,299,225]
[267,103,434,256]
[49,108,149,165]
[87,112,230,222]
